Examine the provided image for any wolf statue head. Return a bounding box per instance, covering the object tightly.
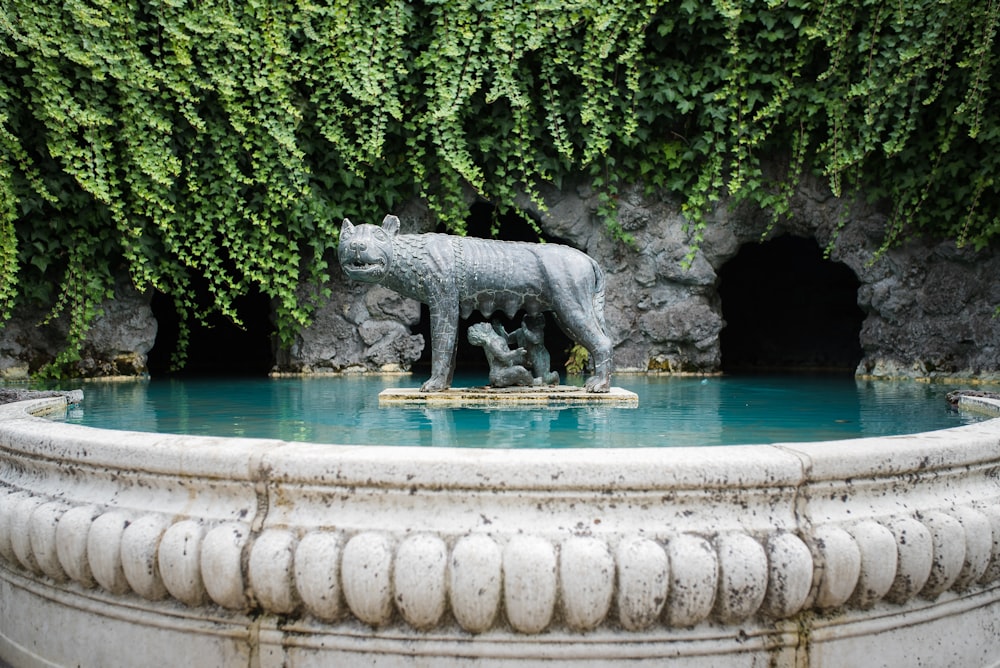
[338,215,400,284]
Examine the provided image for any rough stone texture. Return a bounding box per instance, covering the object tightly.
[272,271,424,374]
[525,178,1000,379]
[521,182,726,374]
[854,244,1000,381]
[277,176,1000,380]
[0,273,156,378]
[0,389,82,406]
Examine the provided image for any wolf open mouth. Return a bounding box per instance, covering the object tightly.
[344,258,387,279]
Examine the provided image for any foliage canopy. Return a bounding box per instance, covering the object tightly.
[1,0,997,374]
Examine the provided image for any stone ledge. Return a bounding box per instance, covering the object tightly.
[378,385,639,406]
[0,389,82,406]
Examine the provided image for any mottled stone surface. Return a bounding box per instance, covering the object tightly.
[378,385,639,406]
[525,178,1000,379]
[0,389,81,405]
[272,272,424,374]
[0,274,156,378]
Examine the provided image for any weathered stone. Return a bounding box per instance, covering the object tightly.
[855,246,1000,380]
[0,388,82,405]
[560,536,615,631]
[201,524,251,610]
[0,273,155,378]
[272,271,424,374]
[519,177,1000,380]
[393,534,448,629]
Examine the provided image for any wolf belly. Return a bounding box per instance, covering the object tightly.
[453,237,557,319]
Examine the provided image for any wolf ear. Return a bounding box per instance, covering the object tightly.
[381,214,400,237]
[341,218,355,235]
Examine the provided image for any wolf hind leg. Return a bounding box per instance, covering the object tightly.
[582,335,613,393]
[553,309,612,393]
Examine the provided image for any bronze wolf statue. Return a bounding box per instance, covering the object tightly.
[339,215,612,392]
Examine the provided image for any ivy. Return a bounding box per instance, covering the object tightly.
[0,0,998,375]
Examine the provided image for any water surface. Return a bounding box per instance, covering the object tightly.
[48,374,992,449]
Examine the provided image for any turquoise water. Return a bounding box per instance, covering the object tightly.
[48,374,992,449]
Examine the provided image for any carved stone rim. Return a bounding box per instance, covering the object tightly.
[2,394,1000,649]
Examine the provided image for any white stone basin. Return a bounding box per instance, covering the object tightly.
[1,394,1000,667]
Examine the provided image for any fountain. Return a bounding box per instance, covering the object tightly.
[2,226,1000,667]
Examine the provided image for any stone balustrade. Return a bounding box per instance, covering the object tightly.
[2,394,1000,666]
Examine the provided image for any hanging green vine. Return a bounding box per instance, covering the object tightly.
[0,0,997,376]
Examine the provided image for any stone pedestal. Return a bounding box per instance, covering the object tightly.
[378,385,639,407]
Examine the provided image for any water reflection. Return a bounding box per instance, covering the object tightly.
[42,373,994,449]
[409,404,614,449]
[64,379,159,433]
[718,375,863,444]
[855,377,978,438]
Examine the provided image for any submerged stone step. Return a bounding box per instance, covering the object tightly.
[378,385,639,407]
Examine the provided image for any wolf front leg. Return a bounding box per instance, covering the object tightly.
[421,298,460,392]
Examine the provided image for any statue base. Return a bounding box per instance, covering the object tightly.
[378,385,638,407]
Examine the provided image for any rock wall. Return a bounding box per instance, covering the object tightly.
[0,274,156,379]
[273,279,424,375]
[3,180,997,381]
[760,179,1000,381]
[276,177,1000,382]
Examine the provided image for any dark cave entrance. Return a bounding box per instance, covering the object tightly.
[412,203,574,377]
[147,284,274,377]
[718,235,865,373]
